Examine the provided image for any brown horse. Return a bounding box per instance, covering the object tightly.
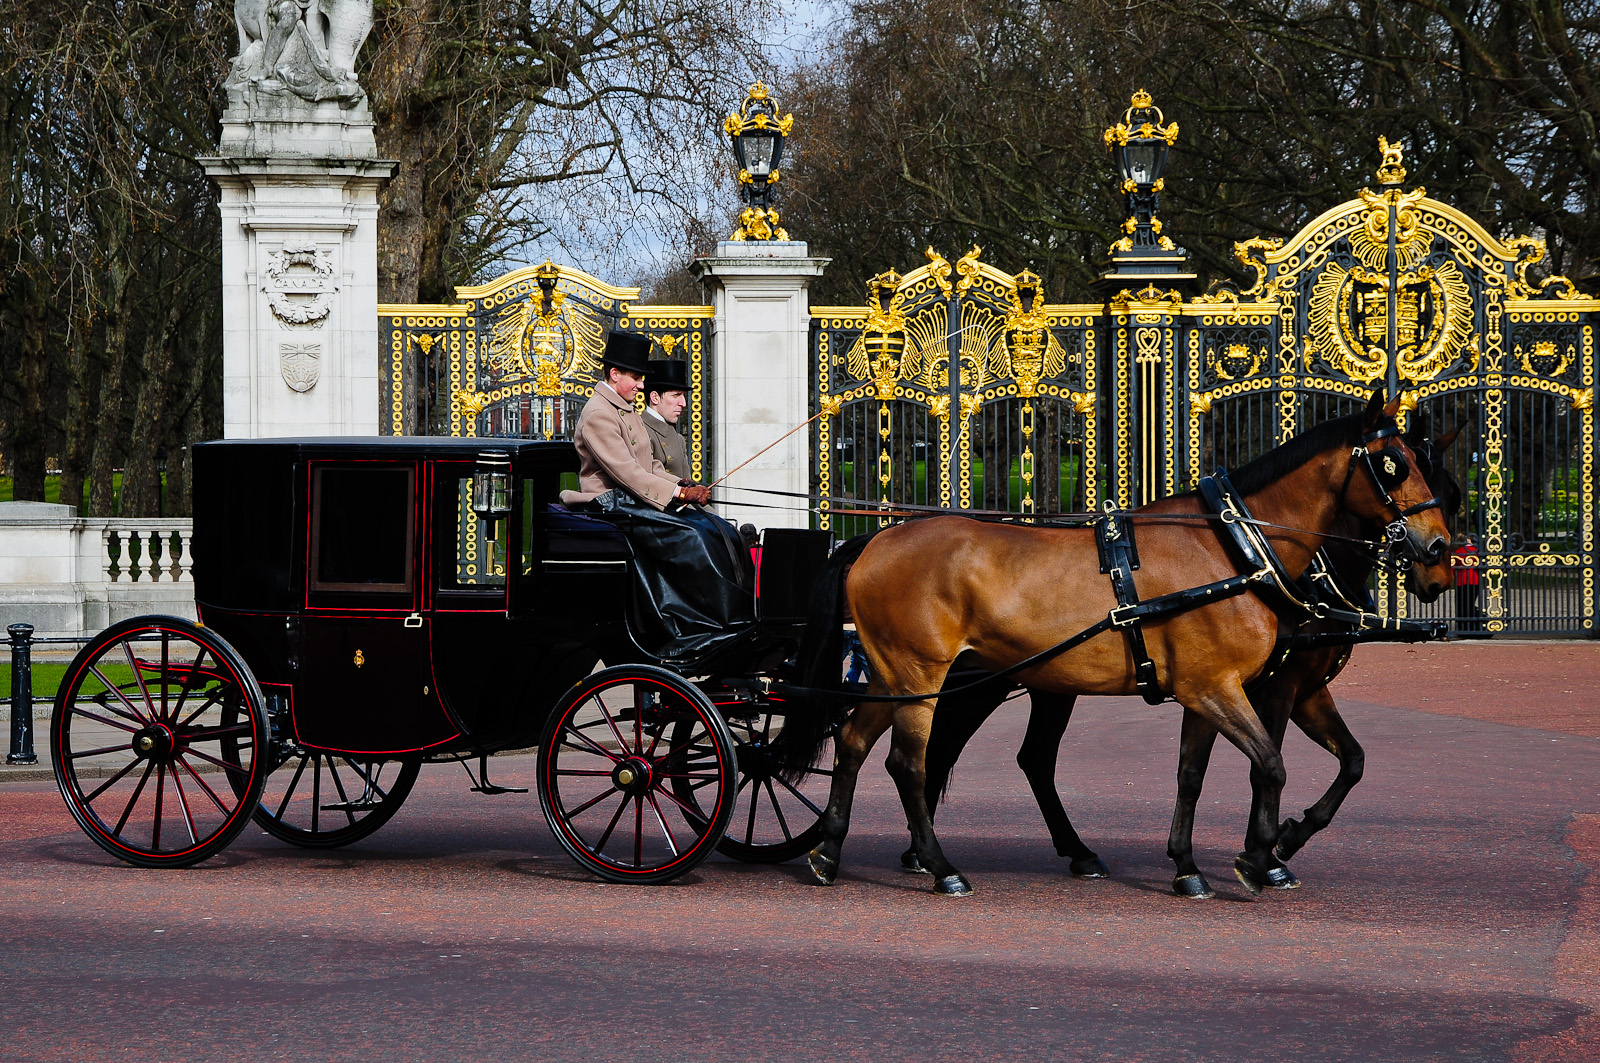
[778,392,1454,895]
[906,428,1463,897]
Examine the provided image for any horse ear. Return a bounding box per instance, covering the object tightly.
[1433,425,1463,450]
[1362,388,1388,428]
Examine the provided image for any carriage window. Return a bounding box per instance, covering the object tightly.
[310,466,415,593]
[439,474,506,589]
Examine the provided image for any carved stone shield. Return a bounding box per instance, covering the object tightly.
[280,341,322,393]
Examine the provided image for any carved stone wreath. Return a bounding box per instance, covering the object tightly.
[262,242,338,325]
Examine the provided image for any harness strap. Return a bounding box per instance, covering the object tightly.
[1096,505,1162,704]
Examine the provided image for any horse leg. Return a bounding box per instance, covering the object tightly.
[902,678,1006,873]
[1167,710,1219,898]
[1187,686,1295,894]
[1274,685,1364,862]
[806,700,894,887]
[1238,679,1301,890]
[883,698,973,896]
[1015,692,1107,878]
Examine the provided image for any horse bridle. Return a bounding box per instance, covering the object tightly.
[1340,424,1445,568]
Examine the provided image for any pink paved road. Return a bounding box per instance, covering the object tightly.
[1,641,1597,1062]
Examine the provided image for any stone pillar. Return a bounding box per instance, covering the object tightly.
[201,4,395,438]
[691,242,829,529]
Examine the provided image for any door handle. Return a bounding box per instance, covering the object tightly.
[404,613,423,628]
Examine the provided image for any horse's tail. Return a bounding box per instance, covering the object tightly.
[772,530,879,781]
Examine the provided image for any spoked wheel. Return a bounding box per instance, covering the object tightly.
[50,616,268,868]
[538,665,736,884]
[706,706,837,863]
[242,746,420,849]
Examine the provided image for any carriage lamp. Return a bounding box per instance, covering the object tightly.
[472,454,513,539]
[725,81,793,241]
[1103,89,1180,253]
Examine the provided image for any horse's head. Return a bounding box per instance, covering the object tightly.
[1345,390,1454,602]
[1403,424,1464,601]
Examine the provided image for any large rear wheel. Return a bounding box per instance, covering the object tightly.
[50,616,268,868]
[538,665,735,884]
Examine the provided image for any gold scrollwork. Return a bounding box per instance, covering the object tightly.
[1505,235,1583,300]
[925,247,953,297]
[1234,237,1283,299]
[1515,340,1575,378]
[453,389,490,417]
[954,244,983,296]
[1207,342,1266,381]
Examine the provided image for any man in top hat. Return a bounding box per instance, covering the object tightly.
[561,332,708,509]
[643,359,691,481]
[560,331,752,656]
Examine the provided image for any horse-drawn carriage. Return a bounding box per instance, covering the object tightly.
[51,394,1458,895]
[50,436,835,881]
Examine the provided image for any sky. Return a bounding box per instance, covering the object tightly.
[505,1,844,291]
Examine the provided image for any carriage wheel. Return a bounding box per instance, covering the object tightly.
[50,616,268,869]
[538,665,735,884]
[240,746,419,849]
[699,706,835,863]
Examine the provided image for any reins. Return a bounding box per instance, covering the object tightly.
[774,439,1447,707]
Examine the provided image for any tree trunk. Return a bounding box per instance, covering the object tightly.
[89,291,130,517]
[58,320,95,515]
[10,302,51,501]
[120,301,180,517]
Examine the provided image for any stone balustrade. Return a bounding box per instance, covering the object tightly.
[0,502,197,638]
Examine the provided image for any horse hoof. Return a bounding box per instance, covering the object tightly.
[934,873,974,896]
[1172,873,1215,899]
[1234,853,1297,893]
[807,849,838,886]
[901,849,929,875]
[1069,856,1110,879]
[1265,864,1300,890]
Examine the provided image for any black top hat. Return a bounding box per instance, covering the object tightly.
[645,359,690,394]
[601,331,652,376]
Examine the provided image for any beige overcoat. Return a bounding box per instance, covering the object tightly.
[560,383,681,509]
[643,410,690,481]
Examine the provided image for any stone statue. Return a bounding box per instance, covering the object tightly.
[226,0,372,103]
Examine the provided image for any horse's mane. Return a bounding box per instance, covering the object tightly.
[1226,411,1380,496]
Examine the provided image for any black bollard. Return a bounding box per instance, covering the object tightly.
[7,623,38,765]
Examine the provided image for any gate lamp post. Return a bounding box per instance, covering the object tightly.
[1097,89,1195,293]
[1104,89,1179,253]
[725,81,793,241]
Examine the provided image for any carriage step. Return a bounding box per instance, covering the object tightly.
[464,753,528,795]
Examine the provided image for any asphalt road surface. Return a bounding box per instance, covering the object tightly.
[1,641,1597,1062]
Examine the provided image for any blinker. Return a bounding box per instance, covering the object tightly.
[1371,447,1410,490]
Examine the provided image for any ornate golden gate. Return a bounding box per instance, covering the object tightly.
[379,261,713,481]
[811,246,1098,536]
[810,155,1598,635]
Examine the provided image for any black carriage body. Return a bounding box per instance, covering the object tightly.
[191,437,638,757]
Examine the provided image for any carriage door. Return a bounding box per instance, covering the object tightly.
[294,461,458,754]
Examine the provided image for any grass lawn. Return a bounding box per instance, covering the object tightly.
[2,661,135,703]
[0,474,129,513]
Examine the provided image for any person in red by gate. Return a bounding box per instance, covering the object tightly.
[1452,534,1483,636]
